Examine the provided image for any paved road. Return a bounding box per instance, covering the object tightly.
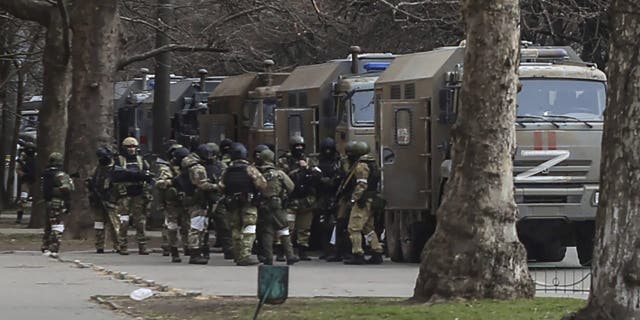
[0,252,135,320]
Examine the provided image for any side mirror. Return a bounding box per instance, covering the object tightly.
[438,88,457,124]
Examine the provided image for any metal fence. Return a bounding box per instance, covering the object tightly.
[529,267,591,293]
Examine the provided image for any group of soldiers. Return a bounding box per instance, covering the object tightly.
[34,133,384,266]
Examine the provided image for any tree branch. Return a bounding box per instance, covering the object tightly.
[200,5,267,34]
[120,16,179,43]
[117,44,229,70]
[56,0,70,64]
[0,0,52,24]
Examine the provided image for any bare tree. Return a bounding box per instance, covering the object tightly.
[0,0,72,228]
[568,0,640,318]
[65,0,120,238]
[412,0,534,301]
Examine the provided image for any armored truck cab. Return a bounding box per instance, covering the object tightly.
[376,45,605,265]
[334,61,394,154]
[202,63,288,151]
[275,48,395,156]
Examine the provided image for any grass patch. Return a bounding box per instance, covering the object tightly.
[104,296,585,320]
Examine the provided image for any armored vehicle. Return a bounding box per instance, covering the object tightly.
[275,47,395,156]
[202,60,288,152]
[376,44,605,265]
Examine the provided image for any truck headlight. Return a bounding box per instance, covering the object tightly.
[591,191,599,207]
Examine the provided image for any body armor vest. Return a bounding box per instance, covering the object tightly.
[290,168,313,199]
[205,161,225,183]
[41,167,60,201]
[262,167,283,198]
[364,160,380,192]
[318,155,341,193]
[223,163,255,194]
[21,156,37,184]
[174,167,197,196]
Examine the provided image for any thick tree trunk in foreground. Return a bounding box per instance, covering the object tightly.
[65,0,119,238]
[413,0,533,301]
[570,1,640,319]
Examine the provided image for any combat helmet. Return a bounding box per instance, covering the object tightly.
[48,152,63,167]
[230,142,248,161]
[220,138,233,155]
[289,135,305,148]
[345,141,359,157]
[205,142,220,156]
[171,147,190,165]
[166,143,183,160]
[96,146,113,166]
[355,141,370,156]
[122,137,139,155]
[259,149,275,164]
[196,144,216,163]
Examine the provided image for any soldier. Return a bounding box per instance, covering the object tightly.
[41,152,75,258]
[315,137,344,259]
[202,142,229,260]
[15,142,37,224]
[252,144,271,262]
[115,137,154,255]
[87,147,120,253]
[255,149,299,265]
[155,143,189,263]
[342,141,383,265]
[219,143,267,266]
[220,138,233,166]
[179,144,218,264]
[280,136,320,260]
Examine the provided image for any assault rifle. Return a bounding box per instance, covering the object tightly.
[334,164,357,200]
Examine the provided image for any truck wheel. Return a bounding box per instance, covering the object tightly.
[576,221,595,267]
[384,210,403,262]
[399,211,424,263]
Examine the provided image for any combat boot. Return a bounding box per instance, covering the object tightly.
[188,249,209,265]
[201,245,210,260]
[343,253,365,265]
[161,245,170,257]
[138,245,150,255]
[15,211,23,224]
[96,249,105,254]
[275,244,286,262]
[366,253,383,265]
[183,246,191,256]
[282,236,299,265]
[297,246,312,261]
[170,247,181,263]
[223,249,235,260]
[236,256,260,266]
[119,246,129,255]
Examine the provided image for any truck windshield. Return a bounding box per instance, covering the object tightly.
[517,79,606,121]
[263,101,276,128]
[350,89,375,126]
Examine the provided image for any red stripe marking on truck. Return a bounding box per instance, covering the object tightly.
[534,131,543,150]
[548,131,557,150]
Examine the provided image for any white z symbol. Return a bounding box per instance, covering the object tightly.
[515,150,575,182]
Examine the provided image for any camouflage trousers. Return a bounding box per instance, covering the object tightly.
[186,203,208,250]
[42,199,66,253]
[95,202,120,251]
[117,195,149,250]
[210,199,233,253]
[287,196,315,247]
[161,201,189,249]
[259,198,295,262]
[228,200,258,262]
[348,198,383,255]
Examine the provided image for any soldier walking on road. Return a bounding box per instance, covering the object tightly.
[255,148,299,265]
[16,142,37,224]
[204,142,234,260]
[41,152,75,258]
[115,137,154,255]
[219,143,267,266]
[315,137,344,260]
[87,147,120,253]
[342,141,383,265]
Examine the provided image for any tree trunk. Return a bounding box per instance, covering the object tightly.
[412,0,534,301]
[569,1,640,319]
[152,0,174,153]
[0,24,17,208]
[65,0,119,238]
[29,12,71,229]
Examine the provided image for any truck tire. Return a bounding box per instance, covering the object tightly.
[384,210,403,262]
[399,211,425,263]
[576,221,595,267]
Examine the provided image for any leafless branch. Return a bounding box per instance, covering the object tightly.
[120,16,179,42]
[117,44,229,70]
[56,0,70,64]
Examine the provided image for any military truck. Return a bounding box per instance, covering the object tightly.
[376,44,605,265]
[202,60,288,152]
[275,47,395,156]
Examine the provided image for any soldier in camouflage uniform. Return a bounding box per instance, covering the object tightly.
[115,137,154,255]
[203,142,234,259]
[256,149,299,265]
[315,137,345,260]
[178,144,219,264]
[278,136,321,260]
[219,143,267,266]
[220,138,233,166]
[41,152,75,258]
[16,142,37,224]
[342,141,383,265]
[87,147,120,253]
[252,144,271,262]
[156,144,190,262]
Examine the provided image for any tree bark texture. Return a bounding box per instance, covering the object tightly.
[412,0,534,301]
[152,0,173,153]
[571,1,640,319]
[65,0,119,238]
